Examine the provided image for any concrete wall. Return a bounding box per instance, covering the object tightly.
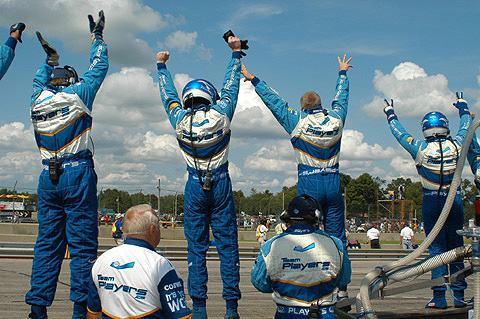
[0,223,426,242]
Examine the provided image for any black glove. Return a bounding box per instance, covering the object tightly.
[36,31,59,66]
[10,22,26,43]
[223,30,249,56]
[88,10,105,43]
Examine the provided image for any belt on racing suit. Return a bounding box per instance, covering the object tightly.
[276,304,334,318]
[42,151,94,170]
[298,166,339,177]
[187,162,229,182]
[423,189,461,197]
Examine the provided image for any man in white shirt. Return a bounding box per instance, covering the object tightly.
[366,225,380,249]
[87,204,191,319]
[400,223,415,250]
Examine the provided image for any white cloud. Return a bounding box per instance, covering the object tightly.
[341,129,396,160]
[165,31,197,52]
[223,4,283,29]
[0,122,36,151]
[282,176,297,188]
[0,151,42,182]
[94,67,163,126]
[126,131,182,162]
[228,162,244,180]
[0,0,169,67]
[232,80,287,139]
[161,31,212,61]
[244,140,296,173]
[388,155,418,179]
[362,62,456,118]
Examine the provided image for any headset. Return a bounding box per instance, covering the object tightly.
[63,65,79,84]
[280,194,322,223]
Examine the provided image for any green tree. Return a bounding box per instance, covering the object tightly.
[347,173,377,204]
[340,173,352,193]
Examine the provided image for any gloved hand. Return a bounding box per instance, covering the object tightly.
[36,31,59,66]
[453,92,469,116]
[10,22,26,43]
[383,99,398,122]
[88,10,105,43]
[223,30,248,56]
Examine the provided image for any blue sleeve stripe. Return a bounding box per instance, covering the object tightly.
[5,37,17,50]
[272,278,337,303]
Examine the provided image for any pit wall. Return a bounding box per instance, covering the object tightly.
[0,223,426,242]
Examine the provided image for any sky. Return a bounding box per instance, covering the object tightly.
[1,0,480,197]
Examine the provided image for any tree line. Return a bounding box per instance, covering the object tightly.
[1,173,478,221]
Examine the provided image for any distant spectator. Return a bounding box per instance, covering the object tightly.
[367,224,380,249]
[400,223,415,250]
[256,219,269,245]
[111,213,124,245]
[275,221,286,235]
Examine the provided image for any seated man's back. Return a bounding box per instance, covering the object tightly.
[88,204,191,319]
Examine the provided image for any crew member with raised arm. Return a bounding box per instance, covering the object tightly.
[25,11,108,319]
[383,94,471,309]
[0,22,25,80]
[156,36,242,319]
[242,55,353,306]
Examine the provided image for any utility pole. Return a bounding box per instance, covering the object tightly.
[116,196,119,213]
[12,181,17,223]
[174,192,178,217]
[156,178,161,215]
[98,187,103,210]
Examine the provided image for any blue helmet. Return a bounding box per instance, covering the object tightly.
[421,111,449,138]
[182,79,219,107]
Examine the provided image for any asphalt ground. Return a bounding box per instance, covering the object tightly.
[0,256,473,319]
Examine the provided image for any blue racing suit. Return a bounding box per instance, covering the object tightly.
[251,223,351,319]
[157,51,242,307]
[25,39,108,308]
[87,238,192,319]
[467,133,480,189]
[0,36,17,81]
[250,71,349,249]
[386,109,471,293]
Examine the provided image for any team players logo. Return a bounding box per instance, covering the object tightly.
[110,261,135,269]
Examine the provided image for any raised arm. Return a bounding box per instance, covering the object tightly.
[157,51,186,129]
[32,32,59,100]
[383,99,422,159]
[213,36,242,120]
[0,23,25,80]
[241,62,300,135]
[330,54,353,123]
[452,92,472,145]
[73,11,109,110]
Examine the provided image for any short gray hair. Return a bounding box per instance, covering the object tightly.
[123,204,160,238]
[300,91,321,110]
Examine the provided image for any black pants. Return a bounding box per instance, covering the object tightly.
[370,239,380,249]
